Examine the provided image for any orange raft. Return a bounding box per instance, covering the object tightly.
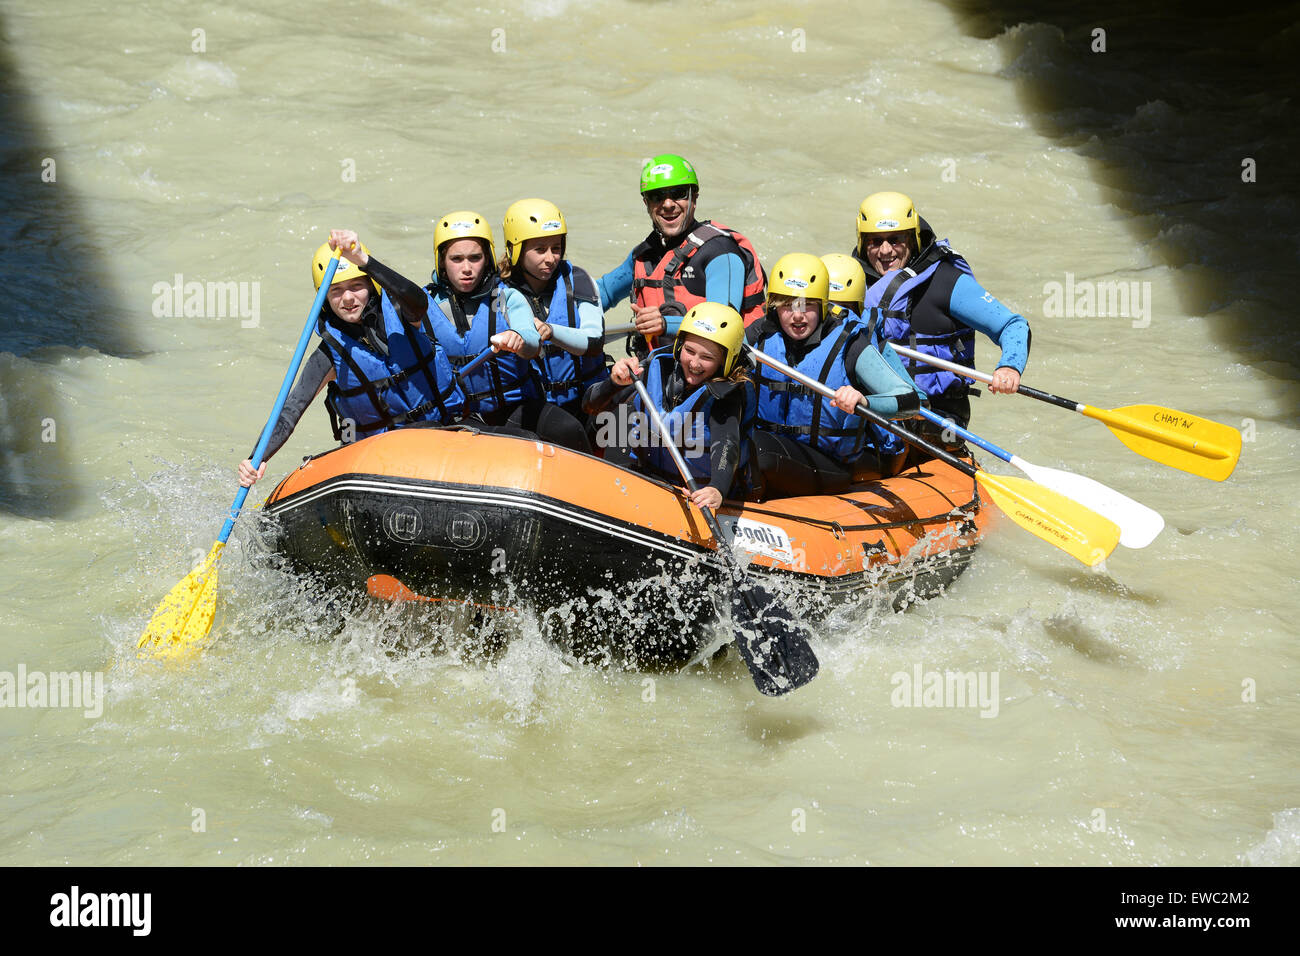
[261,425,991,669]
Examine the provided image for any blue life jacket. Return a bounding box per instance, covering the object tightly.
[865,239,976,397]
[318,292,464,442]
[752,312,874,461]
[424,277,541,416]
[630,348,755,494]
[512,262,610,407]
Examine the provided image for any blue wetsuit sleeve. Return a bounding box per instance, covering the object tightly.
[698,251,745,320]
[881,337,916,387]
[545,299,604,355]
[501,286,542,359]
[597,250,636,311]
[663,251,745,339]
[949,273,1031,373]
[850,341,922,417]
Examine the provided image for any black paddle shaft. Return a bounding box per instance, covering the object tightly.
[630,379,819,696]
[1014,384,1083,412]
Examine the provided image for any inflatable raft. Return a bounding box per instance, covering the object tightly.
[260,425,991,669]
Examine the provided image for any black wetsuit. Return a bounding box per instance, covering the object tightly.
[583,367,749,498]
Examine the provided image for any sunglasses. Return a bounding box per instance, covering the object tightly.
[644,185,694,203]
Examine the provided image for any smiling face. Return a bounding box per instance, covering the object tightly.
[442,238,489,292]
[643,185,697,239]
[863,231,914,274]
[771,295,822,341]
[326,277,371,323]
[520,235,563,287]
[677,333,726,387]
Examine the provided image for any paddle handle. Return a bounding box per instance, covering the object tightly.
[745,346,981,482]
[603,322,637,338]
[888,343,1082,412]
[218,252,342,544]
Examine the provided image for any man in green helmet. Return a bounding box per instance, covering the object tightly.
[596,153,767,352]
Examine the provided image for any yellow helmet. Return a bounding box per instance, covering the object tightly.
[820,253,867,311]
[311,241,379,296]
[675,302,745,377]
[434,210,497,265]
[766,253,830,307]
[856,191,921,254]
[502,199,567,265]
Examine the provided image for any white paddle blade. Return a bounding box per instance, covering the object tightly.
[1012,458,1165,549]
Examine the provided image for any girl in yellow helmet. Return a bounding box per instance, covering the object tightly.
[498,199,610,439]
[421,210,590,453]
[745,253,923,498]
[238,229,464,487]
[583,302,756,510]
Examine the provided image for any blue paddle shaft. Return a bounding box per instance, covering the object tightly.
[217,253,342,544]
[456,346,496,381]
[916,406,1013,464]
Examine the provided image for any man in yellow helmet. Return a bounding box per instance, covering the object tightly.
[853,191,1030,444]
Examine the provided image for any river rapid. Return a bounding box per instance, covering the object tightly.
[1,0,1296,866]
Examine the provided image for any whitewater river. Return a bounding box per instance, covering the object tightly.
[1,0,1296,866]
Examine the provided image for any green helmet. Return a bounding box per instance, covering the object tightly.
[640,154,698,193]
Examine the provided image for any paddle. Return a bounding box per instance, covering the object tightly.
[915,406,1164,549]
[890,344,1241,481]
[630,379,819,696]
[137,249,345,661]
[746,346,1122,567]
[455,345,496,381]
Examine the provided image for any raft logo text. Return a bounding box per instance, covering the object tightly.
[1041,272,1152,328]
[593,404,705,458]
[151,273,261,328]
[49,886,150,936]
[890,663,999,718]
[0,665,104,719]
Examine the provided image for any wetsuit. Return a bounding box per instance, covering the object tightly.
[583,359,755,500]
[504,261,609,436]
[859,230,1030,446]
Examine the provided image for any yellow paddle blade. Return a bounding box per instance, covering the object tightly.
[975,471,1120,567]
[1083,404,1241,481]
[137,542,224,661]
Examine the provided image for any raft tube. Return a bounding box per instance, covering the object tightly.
[261,425,990,669]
